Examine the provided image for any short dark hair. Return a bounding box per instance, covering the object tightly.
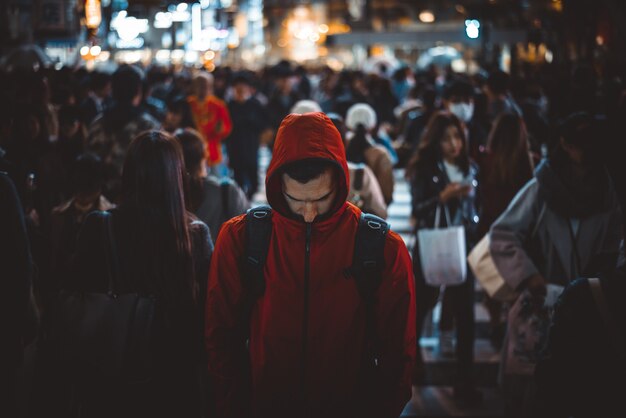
[444,79,474,99]
[487,70,510,95]
[72,153,104,196]
[282,159,336,184]
[112,65,143,103]
[90,71,111,91]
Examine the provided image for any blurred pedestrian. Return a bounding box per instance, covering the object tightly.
[87,65,160,200]
[35,131,213,417]
[205,112,415,418]
[475,112,535,348]
[226,73,270,199]
[187,72,233,172]
[406,111,481,405]
[176,128,248,242]
[345,103,395,205]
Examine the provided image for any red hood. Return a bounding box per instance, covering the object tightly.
[265,112,350,219]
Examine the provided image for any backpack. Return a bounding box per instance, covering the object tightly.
[243,205,389,303]
[242,206,389,362]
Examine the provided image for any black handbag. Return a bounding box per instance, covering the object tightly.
[53,211,158,383]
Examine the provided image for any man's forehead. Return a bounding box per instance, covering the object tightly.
[282,170,334,198]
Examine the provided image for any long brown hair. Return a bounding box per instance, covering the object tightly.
[175,128,206,213]
[405,111,470,179]
[486,112,534,186]
[121,130,196,306]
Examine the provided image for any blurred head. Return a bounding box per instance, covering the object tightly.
[231,73,252,102]
[281,160,337,223]
[121,130,194,302]
[175,128,206,179]
[122,130,187,214]
[71,153,104,201]
[112,65,143,105]
[487,112,533,184]
[290,100,322,115]
[345,103,377,132]
[164,97,188,132]
[558,112,601,166]
[485,70,510,98]
[192,72,214,99]
[407,111,469,177]
[443,80,475,123]
[90,71,112,99]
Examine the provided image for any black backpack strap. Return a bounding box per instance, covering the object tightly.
[350,213,389,302]
[220,178,231,220]
[244,205,273,301]
[349,212,389,397]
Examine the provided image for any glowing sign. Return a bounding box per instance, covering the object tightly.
[85,0,102,29]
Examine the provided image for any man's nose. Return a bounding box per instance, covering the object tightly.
[303,203,317,223]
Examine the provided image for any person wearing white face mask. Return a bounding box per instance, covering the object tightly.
[443,79,488,160]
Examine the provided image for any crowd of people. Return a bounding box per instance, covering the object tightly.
[1,58,626,417]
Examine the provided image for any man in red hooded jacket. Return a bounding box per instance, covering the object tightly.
[205,112,416,418]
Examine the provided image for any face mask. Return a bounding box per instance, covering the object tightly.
[449,102,474,123]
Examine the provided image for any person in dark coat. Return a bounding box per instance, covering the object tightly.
[533,113,626,418]
[0,172,35,417]
[226,73,269,199]
[34,131,213,417]
[406,111,481,405]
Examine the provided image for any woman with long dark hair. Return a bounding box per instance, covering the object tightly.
[406,111,482,405]
[37,130,213,417]
[175,128,248,242]
[476,112,535,349]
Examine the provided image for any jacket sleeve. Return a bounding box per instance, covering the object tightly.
[227,182,251,220]
[204,215,249,418]
[374,150,395,205]
[410,170,440,221]
[374,230,416,418]
[588,193,622,274]
[489,179,542,290]
[218,102,233,140]
[362,165,388,219]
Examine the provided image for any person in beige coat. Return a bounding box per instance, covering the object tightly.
[345,103,395,205]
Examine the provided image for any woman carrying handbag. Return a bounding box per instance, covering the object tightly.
[406,111,481,406]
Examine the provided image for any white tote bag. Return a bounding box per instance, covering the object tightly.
[417,205,467,286]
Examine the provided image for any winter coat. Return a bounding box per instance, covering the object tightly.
[205,112,416,418]
[194,176,249,242]
[410,160,480,234]
[347,162,388,219]
[36,208,213,417]
[187,94,233,166]
[490,158,622,289]
[535,267,626,417]
[226,97,268,169]
[409,160,480,284]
